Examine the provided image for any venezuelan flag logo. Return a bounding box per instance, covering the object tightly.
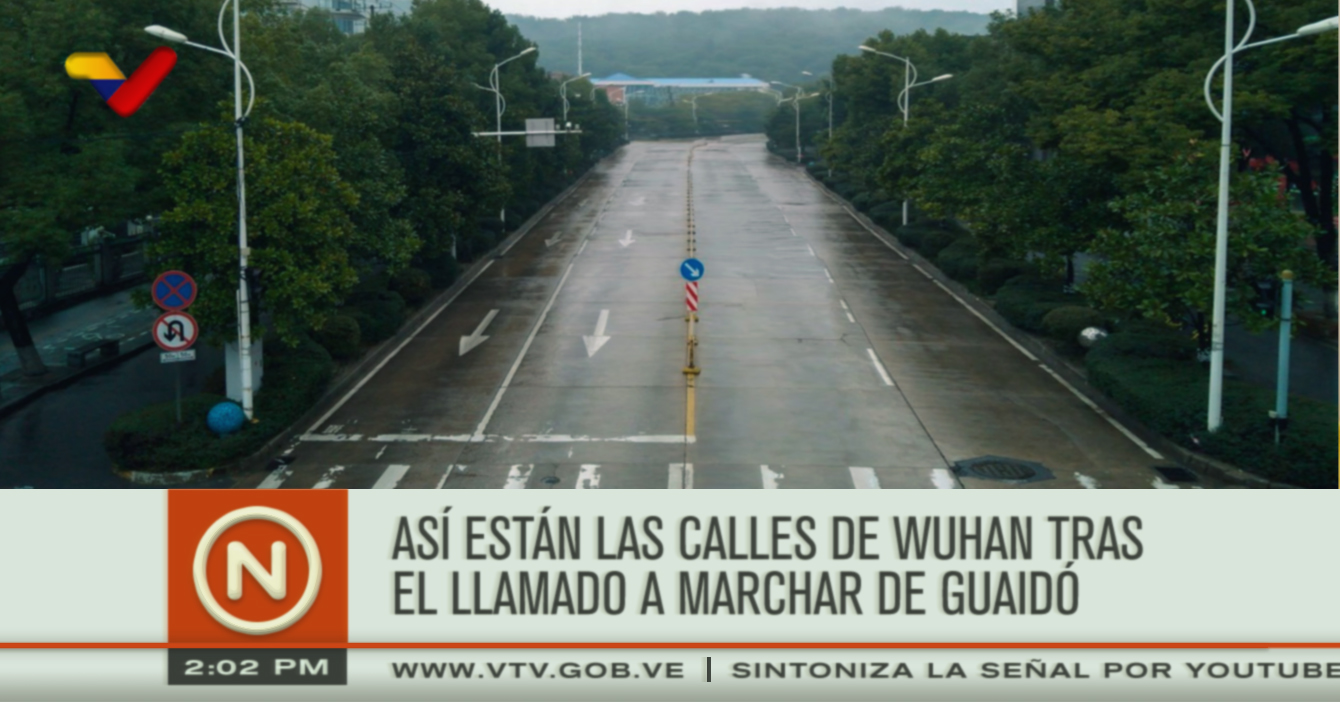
[65,48,177,117]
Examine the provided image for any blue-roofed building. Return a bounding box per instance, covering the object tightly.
[592,73,770,106]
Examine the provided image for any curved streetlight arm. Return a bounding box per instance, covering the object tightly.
[896,74,952,111]
[1202,12,1337,122]
[859,46,918,116]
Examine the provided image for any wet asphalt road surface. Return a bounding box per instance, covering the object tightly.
[229,136,1208,490]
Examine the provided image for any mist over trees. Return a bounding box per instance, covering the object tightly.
[508,7,989,80]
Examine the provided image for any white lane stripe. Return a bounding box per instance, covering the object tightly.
[578,240,588,255]
[845,311,856,323]
[299,434,363,442]
[866,348,894,386]
[911,264,933,279]
[576,464,601,489]
[823,268,834,284]
[435,465,458,489]
[761,465,783,489]
[1075,473,1101,489]
[312,465,345,489]
[473,263,578,441]
[668,464,684,489]
[807,245,817,257]
[306,259,495,433]
[504,465,534,489]
[373,464,411,489]
[374,446,387,460]
[1036,364,1164,459]
[1152,477,1181,489]
[931,468,959,489]
[322,424,342,434]
[257,466,291,489]
[790,227,797,237]
[928,278,1039,362]
[849,467,880,489]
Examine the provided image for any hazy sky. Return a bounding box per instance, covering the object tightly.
[483,2,1015,19]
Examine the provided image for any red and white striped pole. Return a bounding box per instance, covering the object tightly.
[685,281,699,312]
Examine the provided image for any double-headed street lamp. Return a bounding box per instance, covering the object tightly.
[682,93,717,133]
[146,0,258,421]
[1200,0,1338,433]
[859,44,952,226]
[474,46,536,228]
[560,71,591,126]
[771,81,818,164]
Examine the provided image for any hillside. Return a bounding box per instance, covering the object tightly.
[507,7,992,80]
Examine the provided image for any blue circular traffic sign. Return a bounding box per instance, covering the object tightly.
[152,270,197,311]
[680,258,705,282]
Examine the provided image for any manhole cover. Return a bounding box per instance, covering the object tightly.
[1153,466,1197,483]
[953,456,1054,484]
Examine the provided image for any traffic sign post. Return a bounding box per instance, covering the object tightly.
[151,276,198,424]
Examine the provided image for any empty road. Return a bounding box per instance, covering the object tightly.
[236,136,1207,490]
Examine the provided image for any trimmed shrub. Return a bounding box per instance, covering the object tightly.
[993,275,1080,333]
[391,267,433,305]
[418,253,460,289]
[894,224,925,249]
[977,259,1035,294]
[1085,344,1336,488]
[1099,327,1198,361]
[850,191,872,211]
[868,202,901,222]
[1041,305,1106,348]
[104,336,335,473]
[935,237,980,283]
[919,229,958,259]
[350,290,406,344]
[833,182,859,200]
[314,313,362,361]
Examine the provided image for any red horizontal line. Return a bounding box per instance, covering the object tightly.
[2,643,1338,650]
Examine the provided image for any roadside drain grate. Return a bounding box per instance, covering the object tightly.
[540,476,561,486]
[1153,466,1198,483]
[953,456,1054,484]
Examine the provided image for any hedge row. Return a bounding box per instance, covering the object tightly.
[104,335,335,473]
[1086,332,1337,488]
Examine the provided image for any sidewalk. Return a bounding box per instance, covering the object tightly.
[0,288,158,414]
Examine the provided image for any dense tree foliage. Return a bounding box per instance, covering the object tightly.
[0,0,623,372]
[509,8,989,81]
[774,0,1337,332]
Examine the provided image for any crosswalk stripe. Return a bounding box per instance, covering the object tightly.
[760,465,782,489]
[435,466,459,489]
[849,467,880,489]
[257,466,291,489]
[312,466,345,489]
[668,463,696,489]
[372,465,411,489]
[576,464,601,489]
[931,468,959,489]
[504,465,533,489]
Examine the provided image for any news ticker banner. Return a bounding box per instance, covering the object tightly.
[0,490,1337,701]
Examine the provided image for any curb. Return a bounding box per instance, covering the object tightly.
[115,466,219,486]
[0,337,157,421]
[796,164,1297,490]
[226,161,612,480]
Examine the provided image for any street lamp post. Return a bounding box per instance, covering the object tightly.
[1200,1,1338,432]
[474,46,536,229]
[859,45,952,227]
[804,70,836,178]
[560,71,591,126]
[771,81,808,164]
[146,1,258,420]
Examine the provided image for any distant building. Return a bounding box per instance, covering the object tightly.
[278,1,407,35]
[592,73,771,107]
[1016,0,1057,15]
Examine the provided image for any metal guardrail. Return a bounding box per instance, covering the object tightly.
[9,237,148,315]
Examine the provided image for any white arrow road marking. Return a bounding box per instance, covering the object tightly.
[312,466,345,489]
[373,464,412,489]
[459,309,498,356]
[1075,473,1101,489]
[761,465,783,489]
[619,229,635,247]
[849,467,880,489]
[577,464,601,489]
[545,232,564,247]
[582,309,612,357]
[504,464,534,489]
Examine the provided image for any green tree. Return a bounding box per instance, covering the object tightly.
[1083,145,1332,344]
[149,116,360,347]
